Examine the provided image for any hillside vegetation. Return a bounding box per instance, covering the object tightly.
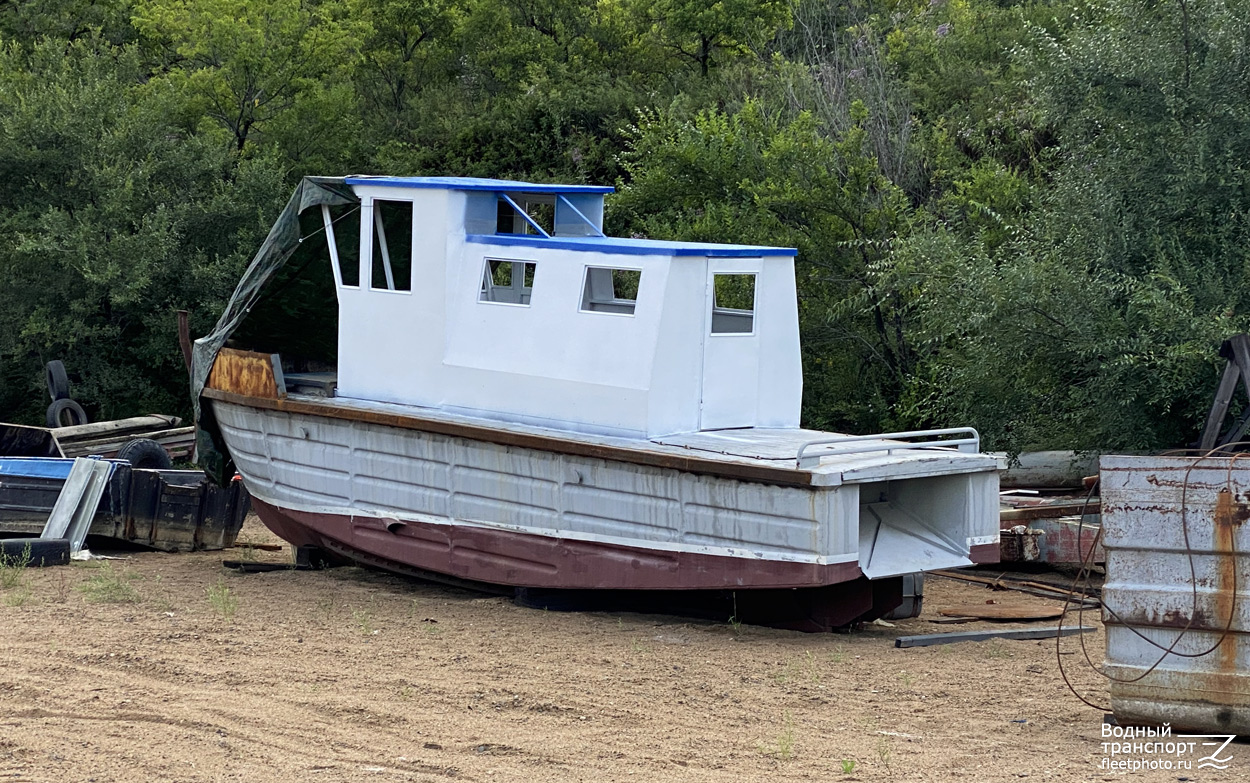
[2,0,1247,453]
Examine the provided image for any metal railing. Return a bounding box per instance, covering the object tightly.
[796,428,981,469]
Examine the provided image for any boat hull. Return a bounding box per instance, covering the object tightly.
[210,395,998,590]
[252,496,864,589]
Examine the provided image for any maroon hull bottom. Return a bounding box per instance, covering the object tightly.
[251,497,864,590]
[970,542,999,564]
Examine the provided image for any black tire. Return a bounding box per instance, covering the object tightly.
[0,538,70,567]
[45,398,88,428]
[46,360,70,402]
[116,437,173,470]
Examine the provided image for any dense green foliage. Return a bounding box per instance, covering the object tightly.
[0,0,1245,453]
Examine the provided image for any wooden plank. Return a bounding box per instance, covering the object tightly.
[52,415,182,441]
[938,605,1065,621]
[206,348,286,399]
[1000,502,1100,522]
[895,625,1096,648]
[202,388,816,488]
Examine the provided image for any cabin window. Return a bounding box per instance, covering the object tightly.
[580,267,640,315]
[710,273,756,334]
[322,203,361,287]
[496,195,554,236]
[480,259,536,305]
[370,200,413,292]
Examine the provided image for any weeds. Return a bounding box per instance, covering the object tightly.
[840,759,857,774]
[983,640,1010,660]
[828,645,846,664]
[898,670,915,689]
[354,608,376,635]
[3,584,31,607]
[52,569,69,603]
[206,577,237,620]
[0,542,31,589]
[876,734,892,773]
[77,563,141,604]
[759,712,796,760]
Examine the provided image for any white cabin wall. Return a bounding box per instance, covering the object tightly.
[336,186,450,406]
[755,255,803,427]
[646,259,707,437]
[440,242,669,436]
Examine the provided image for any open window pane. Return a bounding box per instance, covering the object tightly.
[327,204,360,287]
[479,259,536,305]
[710,273,755,333]
[581,267,640,315]
[371,200,413,292]
[495,195,555,235]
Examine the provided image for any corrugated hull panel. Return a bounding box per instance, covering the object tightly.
[212,399,996,588]
[1101,455,1250,733]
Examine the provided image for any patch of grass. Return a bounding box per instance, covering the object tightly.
[3,584,32,607]
[898,669,915,689]
[828,645,846,664]
[983,640,1010,659]
[840,758,857,774]
[759,712,797,760]
[804,650,821,683]
[206,576,237,620]
[630,637,651,654]
[876,734,892,773]
[317,594,336,621]
[77,563,141,604]
[353,608,376,635]
[0,542,31,589]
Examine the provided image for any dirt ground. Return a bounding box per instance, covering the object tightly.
[0,517,1240,782]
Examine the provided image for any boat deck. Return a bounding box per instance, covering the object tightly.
[203,388,997,488]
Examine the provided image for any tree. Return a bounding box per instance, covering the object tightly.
[642,0,790,77]
[132,0,359,154]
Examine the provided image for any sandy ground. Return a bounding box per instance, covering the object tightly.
[0,517,1240,782]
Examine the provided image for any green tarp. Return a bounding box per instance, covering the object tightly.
[190,176,358,485]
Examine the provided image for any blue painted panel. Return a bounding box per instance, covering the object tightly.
[465,233,798,258]
[0,458,76,480]
[345,176,615,194]
[0,457,120,480]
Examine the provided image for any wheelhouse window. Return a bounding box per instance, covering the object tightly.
[710,273,756,334]
[321,203,361,287]
[496,195,555,236]
[480,259,536,305]
[370,200,413,292]
[580,267,640,315]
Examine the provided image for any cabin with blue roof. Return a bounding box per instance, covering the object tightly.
[323,176,802,439]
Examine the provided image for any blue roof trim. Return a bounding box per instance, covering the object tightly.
[345,176,615,195]
[465,233,798,257]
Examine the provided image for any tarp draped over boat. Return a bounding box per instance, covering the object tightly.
[191,176,358,485]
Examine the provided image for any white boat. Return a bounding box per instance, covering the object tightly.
[193,176,999,628]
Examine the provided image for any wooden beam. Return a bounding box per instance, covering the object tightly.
[1000,502,1100,522]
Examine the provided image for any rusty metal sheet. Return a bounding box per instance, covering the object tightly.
[1101,454,1250,734]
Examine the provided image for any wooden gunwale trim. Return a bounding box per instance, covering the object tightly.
[202,387,814,488]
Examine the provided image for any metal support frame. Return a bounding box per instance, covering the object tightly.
[557,194,605,237]
[498,193,550,238]
[1199,333,1250,451]
[796,428,981,469]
